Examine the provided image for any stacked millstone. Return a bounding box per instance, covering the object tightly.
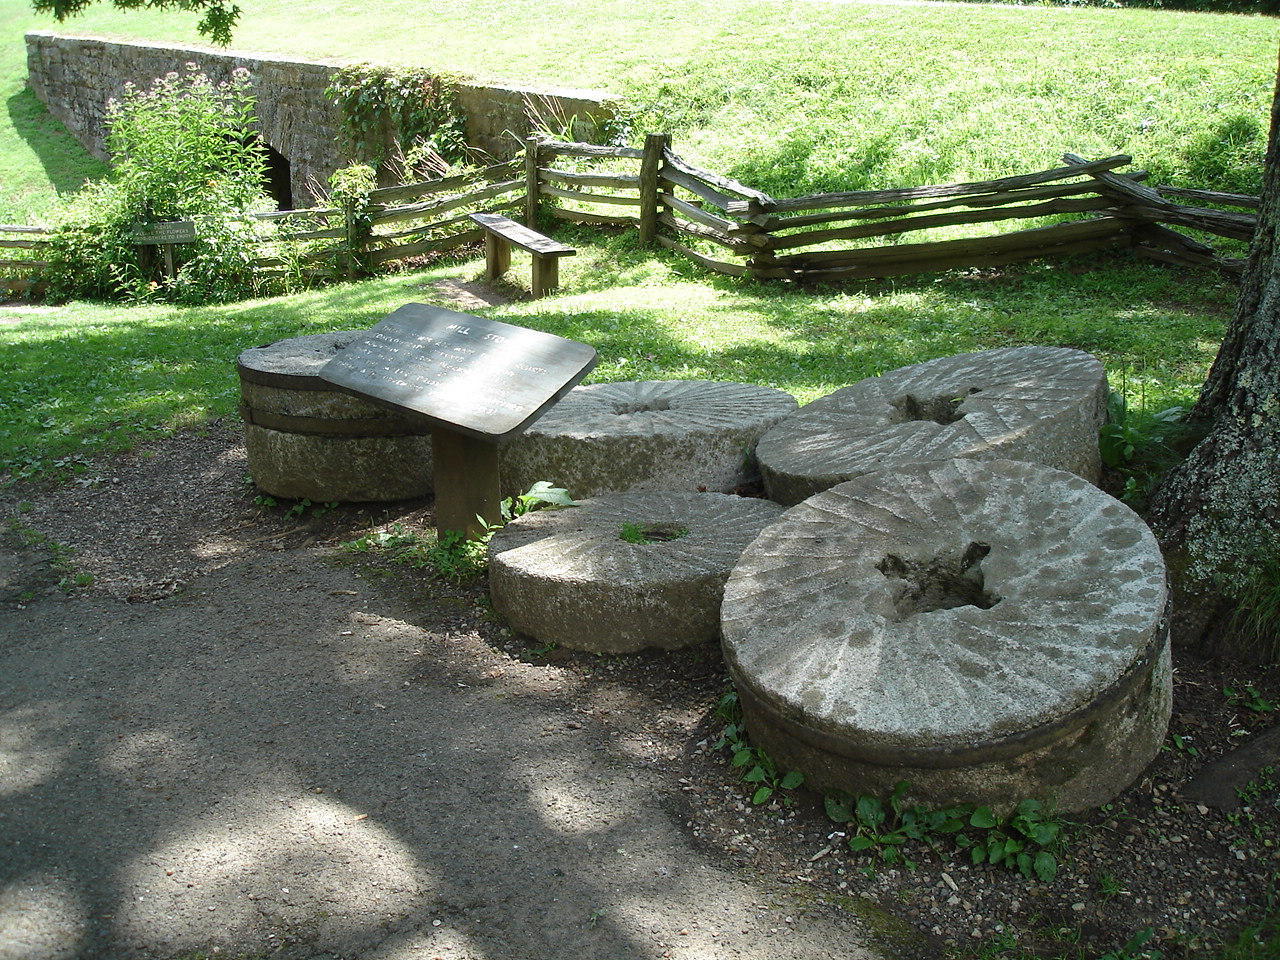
[756,345,1109,505]
[500,380,798,498]
[726,347,1171,810]
[238,331,433,502]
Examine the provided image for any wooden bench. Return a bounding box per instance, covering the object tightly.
[469,212,576,299]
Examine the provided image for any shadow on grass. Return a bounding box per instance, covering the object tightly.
[5,88,108,201]
[0,238,1234,479]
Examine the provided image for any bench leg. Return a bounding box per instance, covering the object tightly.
[484,232,510,282]
[530,254,559,299]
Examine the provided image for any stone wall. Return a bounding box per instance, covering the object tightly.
[25,31,612,208]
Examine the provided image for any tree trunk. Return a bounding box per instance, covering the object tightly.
[1146,47,1280,657]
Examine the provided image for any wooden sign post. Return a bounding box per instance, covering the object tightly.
[319,303,597,539]
[130,220,198,280]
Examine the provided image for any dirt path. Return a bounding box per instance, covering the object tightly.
[0,422,898,960]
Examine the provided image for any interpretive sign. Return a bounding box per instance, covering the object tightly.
[318,302,599,539]
[318,302,598,442]
[130,220,198,245]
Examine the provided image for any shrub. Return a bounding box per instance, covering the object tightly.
[44,64,283,303]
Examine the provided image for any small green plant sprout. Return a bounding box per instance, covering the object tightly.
[1224,683,1279,714]
[712,690,805,805]
[618,521,689,544]
[1097,872,1127,900]
[1166,732,1200,758]
[1097,927,1163,960]
[342,523,419,553]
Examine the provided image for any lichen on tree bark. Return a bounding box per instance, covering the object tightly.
[1147,47,1280,654]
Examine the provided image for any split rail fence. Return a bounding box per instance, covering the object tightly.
[0,135,1261,298]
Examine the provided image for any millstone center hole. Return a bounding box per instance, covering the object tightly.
[613,398,673,415]
[619,521,688,544]
[876,541,1000,619]
[889,388,980,425]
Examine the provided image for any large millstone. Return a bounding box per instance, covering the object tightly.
[488,491,785,653]
[756,346,1109,505]
[499,380,798,499]
[238,331,433,502]
[721,459,1171,813]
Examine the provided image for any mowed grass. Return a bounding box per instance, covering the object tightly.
[8,0,1278,197]
[0,230,1231,481]
[0,0,1255,480]
[0,0,107,222]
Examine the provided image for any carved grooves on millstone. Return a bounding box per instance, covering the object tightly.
[500,380,798,498]
[756,346,1109,504]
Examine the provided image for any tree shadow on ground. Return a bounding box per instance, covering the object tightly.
[5,88,108,200]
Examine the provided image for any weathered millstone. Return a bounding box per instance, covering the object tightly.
[238,331,433,502]
[721,458,1171,813]
[499,380,798,499]
[756,346,1109,505]
[489,491,786,653]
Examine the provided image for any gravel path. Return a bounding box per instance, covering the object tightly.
[3,421,1279,960]
[0,422,897,960]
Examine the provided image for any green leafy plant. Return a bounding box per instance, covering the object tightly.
[44,64,283,304]
[328,163,377,278]
[954,799,1063,881]
[326,65,468,176]
[503,480,575,520]
[1225,684,1280,714]
[825,782,1064,880]
[339,483,573,581]
[712,690,805,805]
[826,782,983,871]
[1098,391,1188,509]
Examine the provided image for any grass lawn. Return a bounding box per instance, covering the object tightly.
[0,0,1255,478]
[5,0,1278,199]
[0,228,1232,485]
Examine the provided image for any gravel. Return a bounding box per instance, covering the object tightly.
[3,419,1278,959]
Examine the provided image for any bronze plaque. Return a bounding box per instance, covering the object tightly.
[318,303,598,441]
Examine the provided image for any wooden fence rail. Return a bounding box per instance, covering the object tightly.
[0,134,1260,298]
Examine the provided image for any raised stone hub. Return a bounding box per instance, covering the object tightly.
[488,491,785,653]
[499,380,798,499]
[238,331,433,502]
[721,459,1172,813]
[756,346,1109,505]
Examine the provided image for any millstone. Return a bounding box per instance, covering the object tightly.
[756,346,1109,505]
[488,491,785,653]
[500,380,798,499]
[721,458,1171,813]
[238,331,434,502]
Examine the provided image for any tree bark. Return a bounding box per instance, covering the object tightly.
[1146,47,1280,656]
